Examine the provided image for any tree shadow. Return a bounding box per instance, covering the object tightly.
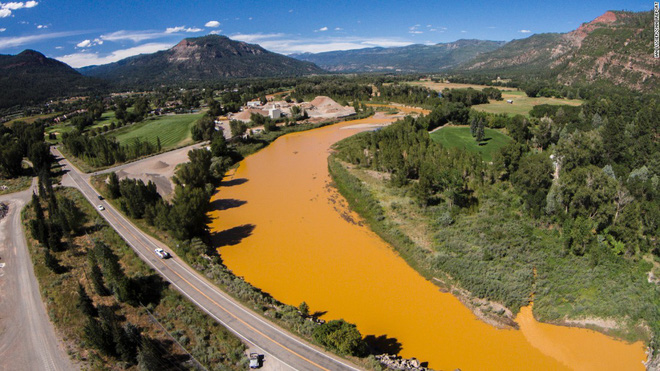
[220,178,248,187]
[210,224,255,247]
[210,198,247,211]
[477,137,492,146]
[311,310,327,319]
[363,334,403,355]
[131,273,167,307]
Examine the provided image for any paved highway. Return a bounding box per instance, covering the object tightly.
[53,147,361,371]
[0,180,77,371]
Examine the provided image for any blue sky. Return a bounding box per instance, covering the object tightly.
[0,0,652,67]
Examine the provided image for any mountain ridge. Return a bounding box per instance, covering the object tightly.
[291,39,506,72]
[79,35,324,86]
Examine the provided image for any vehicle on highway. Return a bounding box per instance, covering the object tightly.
[155,248,170,259]
[98,195,104,200]
[97,205,105,211]
[249,353,261,368]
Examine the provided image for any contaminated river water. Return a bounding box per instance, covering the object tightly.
[209,116,646,370]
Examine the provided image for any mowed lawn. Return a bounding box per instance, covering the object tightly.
[472,90,583,117]
[430,126,512,162]
[111,112,204,150]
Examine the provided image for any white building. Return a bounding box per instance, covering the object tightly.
[268,108,281,119]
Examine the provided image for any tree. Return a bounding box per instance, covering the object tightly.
[107,172,121,199]
[43,249,62,273]
[298,302,309,317]
[77,283,98,317]
[512,153,554,217]
[191,116,216,141]
[137,336,163,371]
[229,120,247,138]
[313,320,366,356]
[475,121,485,143]
[88,254,109,296]
[210,133,228,157]
[0,143,24,178]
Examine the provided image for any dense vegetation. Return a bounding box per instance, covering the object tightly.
[24,181,247,369]
[330,84,659,352]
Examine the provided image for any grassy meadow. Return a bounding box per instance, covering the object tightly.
[472,90,583,116]
[111,112,204,150]
[430,126,512,162]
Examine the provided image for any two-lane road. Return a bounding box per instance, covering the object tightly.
[53,147,361,371]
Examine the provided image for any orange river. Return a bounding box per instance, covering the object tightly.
[209,116,646,370]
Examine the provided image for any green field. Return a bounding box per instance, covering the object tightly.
[430,126,512,162]
[111,112,203,150]
[90,110,116,129]
[472,90,583,117]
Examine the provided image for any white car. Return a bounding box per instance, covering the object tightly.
[97,205,105,211]
[155,248,170,259]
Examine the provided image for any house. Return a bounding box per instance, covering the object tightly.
[247,100,261,108]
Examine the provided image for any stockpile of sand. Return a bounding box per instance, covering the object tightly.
[307,96,356,118]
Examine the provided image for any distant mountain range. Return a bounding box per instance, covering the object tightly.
[0,50,102,109]
[290,39,505,72]
[79,35,323,86]
[0,11,656,109]
[458,11,657,91]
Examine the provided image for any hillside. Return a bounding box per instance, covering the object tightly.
[292,39,505,72]
[459,11,658,91]
[0,50,102,109]
[80,35,324,85]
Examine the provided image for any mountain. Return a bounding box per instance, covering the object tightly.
[291,39,505,72]
[0,50,101,109]
[459,11,658,91]
[80,35,324,85]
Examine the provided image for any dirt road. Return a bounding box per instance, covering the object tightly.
[0,179,75,371]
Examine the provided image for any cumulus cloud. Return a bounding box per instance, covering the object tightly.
[0,1,38,17]
[334,27,343,31]
[0,28,5,32]
[209,30,222,35]
[36,24,46,29]
[409,30,423,34]
[316,26,328,32]
[205,20,220,28]
[165,26,203,33]
[519,29,531,33]
[56,42,174,68]
[76,37,103,48]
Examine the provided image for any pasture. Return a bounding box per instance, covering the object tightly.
[430,126,512,162]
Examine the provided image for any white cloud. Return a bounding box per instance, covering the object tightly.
[76,38,103,48]
[209,30,222,35]
[429,29,437,32]
[56,42,174,68]
[334,27,343,31]
[409,30,423,34]
[54,45,62,49]
[102,30,164,42]
[0,30,85,49]
[36,24,46,29]
[0,1,38,17]
[248,17,253,21]
[166,26,203,33]
[0,28,5,32]
[461,30,467,33]
[519,29,531,33]
[230,33,414,54]
[316,26,328,32]
[205,20,220,28]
